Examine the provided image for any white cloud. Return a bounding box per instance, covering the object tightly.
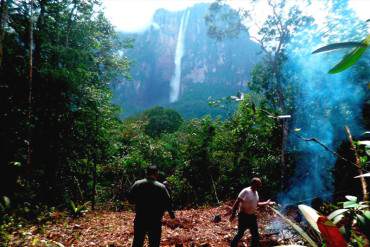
[349,0,370,21]
[102,0,369,33]
[102,0,211,32]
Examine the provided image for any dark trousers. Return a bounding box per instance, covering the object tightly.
[132,218,162,247]
[231,213,260,247]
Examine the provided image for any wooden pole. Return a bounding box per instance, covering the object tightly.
[269,206,318,247]
[26,0,34,172]
[344,126,368,201]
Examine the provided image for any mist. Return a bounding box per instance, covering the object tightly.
[278,1,368,205]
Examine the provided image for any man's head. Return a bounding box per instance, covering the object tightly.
[146,165,159,180]
[251,177,262,191]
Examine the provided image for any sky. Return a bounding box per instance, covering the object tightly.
[102,0,370,34]
[102,0,211,32]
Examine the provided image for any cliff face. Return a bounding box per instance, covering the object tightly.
[112,3,261,118]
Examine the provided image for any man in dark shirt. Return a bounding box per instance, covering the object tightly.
[129,165,175,247]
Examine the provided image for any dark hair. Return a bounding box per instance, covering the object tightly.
[251,177,262,186]
[147,165,158,176]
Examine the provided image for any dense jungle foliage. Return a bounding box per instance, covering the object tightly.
[0,0,284,214]
[1,0,370,245]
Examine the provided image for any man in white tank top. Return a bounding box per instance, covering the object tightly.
[229,177,274,247]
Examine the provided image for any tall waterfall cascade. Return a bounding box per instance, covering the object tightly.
[169,9,190,103]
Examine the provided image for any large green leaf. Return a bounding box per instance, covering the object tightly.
[332,214,345,225]
[343,200,359,208]
[345,195,357,202]
[271,206,318,247]
[298,204,320,233]
[312,42,366,54]
[363,211,370,221]
[357,211,370,239]
[328,35,370,74]
[328,208,349,220]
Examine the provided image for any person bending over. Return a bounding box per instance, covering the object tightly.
[229,177,275,247]
[129,165,175,247]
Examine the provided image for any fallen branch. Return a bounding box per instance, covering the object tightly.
[268,206,318,247]
[260,108,369,173]
[294,132,359,168]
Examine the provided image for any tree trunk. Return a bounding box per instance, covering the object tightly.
[92,161,97,210]
[26,0,34,172]
[210,175,220,204]
[344,126,368,201]
[92,113,99,210]
[34,0,46,66]
[0,0,7,68]
[280,118,288,190]
[275,70,288,190]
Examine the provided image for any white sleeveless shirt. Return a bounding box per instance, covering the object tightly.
[238,187,259,214]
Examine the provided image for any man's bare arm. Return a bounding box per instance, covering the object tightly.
[163,187,175,219]
[258,199,275,206]
[229,198,242,221]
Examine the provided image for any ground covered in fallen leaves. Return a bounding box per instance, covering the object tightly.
[9,203,306,246]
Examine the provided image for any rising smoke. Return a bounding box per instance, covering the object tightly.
[169,9,191,103]
[278,1,368,206]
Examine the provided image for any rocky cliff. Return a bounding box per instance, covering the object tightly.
[112,3,261,118]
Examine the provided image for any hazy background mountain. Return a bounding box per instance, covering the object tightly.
[112,3,261,118]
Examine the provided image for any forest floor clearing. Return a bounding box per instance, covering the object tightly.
[8,203,306,246]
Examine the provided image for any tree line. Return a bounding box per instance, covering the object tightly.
[0,0,369,222]
[0,0,130,209]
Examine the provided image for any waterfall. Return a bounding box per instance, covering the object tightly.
[169,9,190,103]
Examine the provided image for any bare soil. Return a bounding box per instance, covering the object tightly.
[9,203,305,246]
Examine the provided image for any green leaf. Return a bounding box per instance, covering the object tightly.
[345,195,358,202]
[11,161,22,167]
[298,204,320,233]
[312,42,367,54]
[343,200,358,208]
[1,196,10,209]
[328,35,370,74]
[328,208,349,220]
[69,200,77,212]
[357,212,370,239]
[357,214,366,225]
[360,156,368,165]
[332,214,345,224]
[363,211,370,221]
